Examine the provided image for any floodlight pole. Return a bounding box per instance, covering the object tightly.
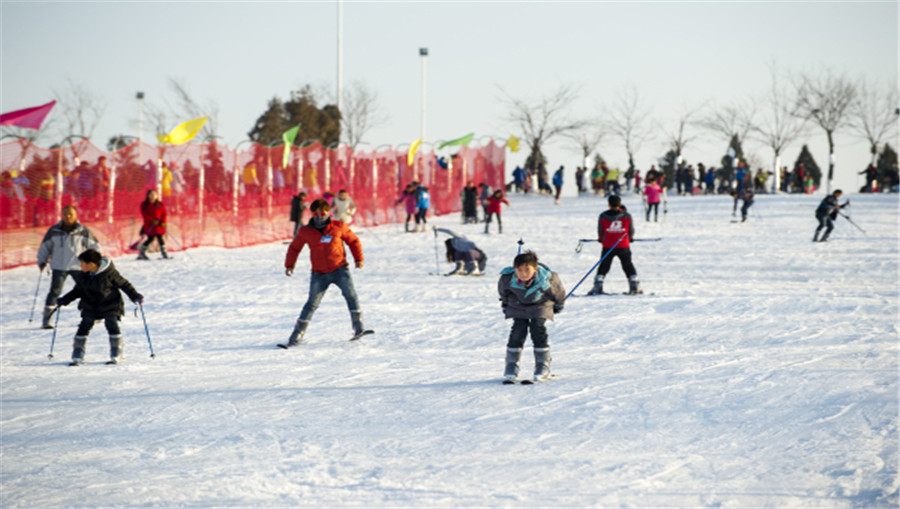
[420,47,428,141]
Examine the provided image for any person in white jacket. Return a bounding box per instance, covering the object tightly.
[332,189,357,225]
[36,205,101,329]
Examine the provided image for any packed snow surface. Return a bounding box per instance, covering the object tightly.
[2,192,898,507]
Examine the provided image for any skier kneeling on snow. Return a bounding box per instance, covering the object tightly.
[434,227,487,276]
[56,249,144,365]
[282,198,368,347]
[498,251,566,383]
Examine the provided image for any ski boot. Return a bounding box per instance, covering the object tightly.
[446,261,465,276]
[282,319,309,348]
[533,347,552,382]
[41,306,56,329]
[503,348,522,383]
[160,246,170,259]
[137,244,149,260]
[107,334,123,364]
[628,276,643,295]
[70,335,87,365]
[586,275,604,296]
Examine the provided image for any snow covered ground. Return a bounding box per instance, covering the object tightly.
[2,191,898,507]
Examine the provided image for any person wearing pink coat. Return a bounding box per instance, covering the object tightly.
[396,183,419,232]
[642,178,663,222]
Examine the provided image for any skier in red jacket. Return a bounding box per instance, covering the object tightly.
[281,198,369,347]
[588,195,642,295]
[138,189,168,260]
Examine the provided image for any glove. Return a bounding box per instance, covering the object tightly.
[56,298,65,306]
[553,305,563,314]
[38,262,46,271]
[135,296,144,304]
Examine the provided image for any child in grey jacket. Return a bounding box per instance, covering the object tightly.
[497,251,566,383]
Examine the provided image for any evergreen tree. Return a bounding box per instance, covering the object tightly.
[247,86,341,148]
[718,134,745,184]
[793,145,822,187]
[876,143,898,188]
[661,149,677,186]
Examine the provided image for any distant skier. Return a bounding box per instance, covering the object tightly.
[434,227,487,276]
[813,189,848,242]
[332,189,357,225]
[588,195,642,295]
[56,249,144,365]
[281,198,369,347]
[552,166,564,204]
[484,189,510,234]
[497,251,566,383]
[289,191,307,237]
[36,205,101,329]
[461,181,479,224]
[642,176,662,222]
[396,182,418,232]
[414,185,431,232]
[731,187,755,222]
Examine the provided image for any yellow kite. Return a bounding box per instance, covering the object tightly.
[506,135,520,153]
[407,138,423,166]
[157,116,208,145]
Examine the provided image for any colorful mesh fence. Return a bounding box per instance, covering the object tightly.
[0,139,506,269]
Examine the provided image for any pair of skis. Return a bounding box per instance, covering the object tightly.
[277,330,374,349]
[503,374,557,385]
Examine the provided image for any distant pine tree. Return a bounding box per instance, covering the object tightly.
[793,145,822,188]
[877,143,898,190]
[718,134,745,184]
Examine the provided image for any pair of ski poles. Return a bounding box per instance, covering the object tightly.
[48,302,156,360]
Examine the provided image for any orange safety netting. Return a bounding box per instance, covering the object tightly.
[0,139,506,269]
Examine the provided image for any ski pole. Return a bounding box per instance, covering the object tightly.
[28,269,44,323]
[432,227,441,274]
[517,238,524,255]
[838,211,867,235]
[566,233,626,299]
[48,304,61,359]
[138,302,156,358]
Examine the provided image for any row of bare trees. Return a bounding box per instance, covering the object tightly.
[1,79,386,156]
[500,66,898,193]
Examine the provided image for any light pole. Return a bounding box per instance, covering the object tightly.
[337,0,343,131]
[136,92,144,142]
[419,47,428,141]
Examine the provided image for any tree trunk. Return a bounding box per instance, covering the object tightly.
[826,130,836,194]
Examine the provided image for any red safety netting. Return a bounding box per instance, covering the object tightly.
[0,138,505,269]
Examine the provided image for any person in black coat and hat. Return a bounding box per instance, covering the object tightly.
[57,249,143,365]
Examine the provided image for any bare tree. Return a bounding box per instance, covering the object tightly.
[849,78,899,165]
[606,86,654,168]
[696,98,757,156]
[169,78,220,142]
[793,68,857,192]
[751,66,808,192]
[51,79,107,144]
[499,84,589,174]
[564,125,606,169]
[341,80,388,150]
[660,106,702,164]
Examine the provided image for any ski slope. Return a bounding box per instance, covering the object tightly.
[2,192,897,507]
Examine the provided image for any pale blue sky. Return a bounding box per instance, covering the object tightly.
[2,1,897,192]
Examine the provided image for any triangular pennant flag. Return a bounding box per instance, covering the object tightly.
[407,138,423,166]
[437,132,474,150]
[0,100,56,130]
[506,135,520,153]
[157,116,208,145]
[282,125,301,168]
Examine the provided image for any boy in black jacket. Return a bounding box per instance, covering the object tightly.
[57,249,143,365]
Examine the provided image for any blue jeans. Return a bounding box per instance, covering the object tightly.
[298,266,360,322]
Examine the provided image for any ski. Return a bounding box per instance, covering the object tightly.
[349,329,374,342]
[105,360,118,365]
[68,360,82,367]
[521,374,557,385]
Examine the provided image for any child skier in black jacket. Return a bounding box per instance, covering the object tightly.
[57,249,143,365]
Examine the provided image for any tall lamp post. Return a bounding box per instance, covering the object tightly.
[136,92,145,164]
[419,47,428,141]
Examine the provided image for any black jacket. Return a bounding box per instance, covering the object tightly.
[58,258,143,318]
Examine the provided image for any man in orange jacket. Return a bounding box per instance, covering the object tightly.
[281,198,370,348]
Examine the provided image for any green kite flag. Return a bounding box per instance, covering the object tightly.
[282,125,301,168]
[437,132,474,150]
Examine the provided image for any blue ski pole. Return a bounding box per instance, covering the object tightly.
[566,233,627,299]
[517,238,524,254]
[48,305,61,359]
[138,302,156,358]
